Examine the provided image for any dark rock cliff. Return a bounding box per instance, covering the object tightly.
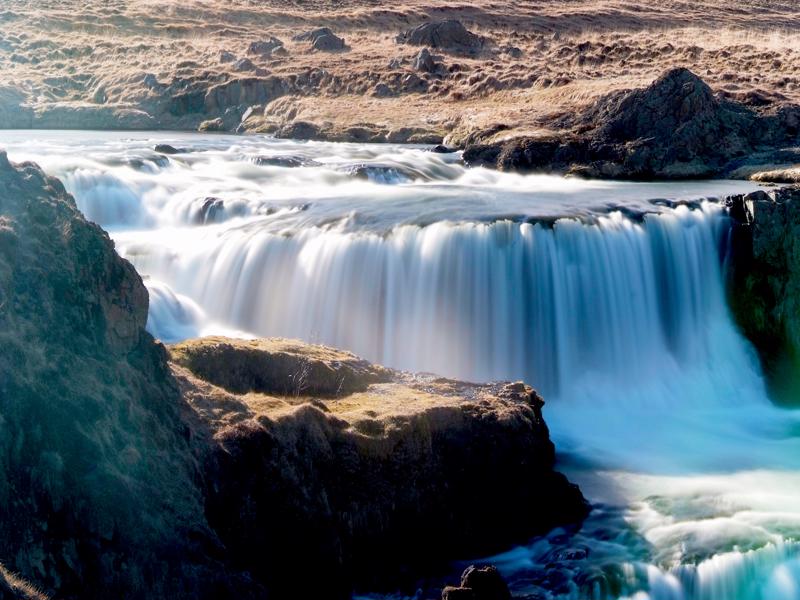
[727,187,800,403]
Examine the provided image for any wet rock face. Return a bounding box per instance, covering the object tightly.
[398,20,484,56]
[465,68,800,179]
[727,187,800,402]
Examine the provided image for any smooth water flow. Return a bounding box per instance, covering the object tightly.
[4,131,799,600]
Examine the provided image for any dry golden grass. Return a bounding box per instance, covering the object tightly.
[2,1,800,136]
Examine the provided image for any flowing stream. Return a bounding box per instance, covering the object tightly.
[5,131,800,600]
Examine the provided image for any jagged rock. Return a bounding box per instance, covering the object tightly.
[276,120,321,140]
[247,37,284,57]
[232,57,257,72]
[429,144,457,153]
[413,48,438,73]
[193,197,225,224]
[293,27,346,52]
[203,77,288,114]
[218,50,236,63]
[397,20,485,56]
[727,187,800,402]
[464,68,800,178]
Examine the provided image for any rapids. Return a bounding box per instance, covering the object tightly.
[4,130,800,600]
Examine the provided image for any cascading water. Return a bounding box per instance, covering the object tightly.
[4,130,800,600]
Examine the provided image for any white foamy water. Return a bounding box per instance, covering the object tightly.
[4,130,799,600]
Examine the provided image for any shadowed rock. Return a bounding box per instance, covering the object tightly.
[294,27,346,52]
[413,47,438,73]
[247,36,283,57]
[464,68,800,179]
[727,187,800,403]
[397,20,484,56]
[0,152,256,599]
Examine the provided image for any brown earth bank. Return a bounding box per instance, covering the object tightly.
[3,1,800,178]
[0,154,588,598]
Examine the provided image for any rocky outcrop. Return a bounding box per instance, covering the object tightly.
[397,20,485,56]
[170,337,392,396]
[727,187,800,403]
[174,339,589,598]
[0,153,254,599]
[465,68,800,179]
[293,27,346,52]
[0,156,587,598]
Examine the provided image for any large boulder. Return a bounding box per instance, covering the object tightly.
[293,27,346,52]
[173,339,589,599]
[397,20,484,56]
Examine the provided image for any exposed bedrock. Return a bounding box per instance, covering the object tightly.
[0,153,256,599]
[0,156,588,598]
[174,338,589,598]
[464,68,800,179]
[727,187,800,403]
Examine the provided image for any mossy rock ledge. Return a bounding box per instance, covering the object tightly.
[0,153,588,599]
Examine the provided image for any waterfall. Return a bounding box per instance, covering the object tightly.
[123,205,747,394]
[7,132,799,600]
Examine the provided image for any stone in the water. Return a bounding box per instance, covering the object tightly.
[154,143,183,154]
[194,197,225,224]
[397,20,484,56]
[252,155,319,168]
[430,144,456,153]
